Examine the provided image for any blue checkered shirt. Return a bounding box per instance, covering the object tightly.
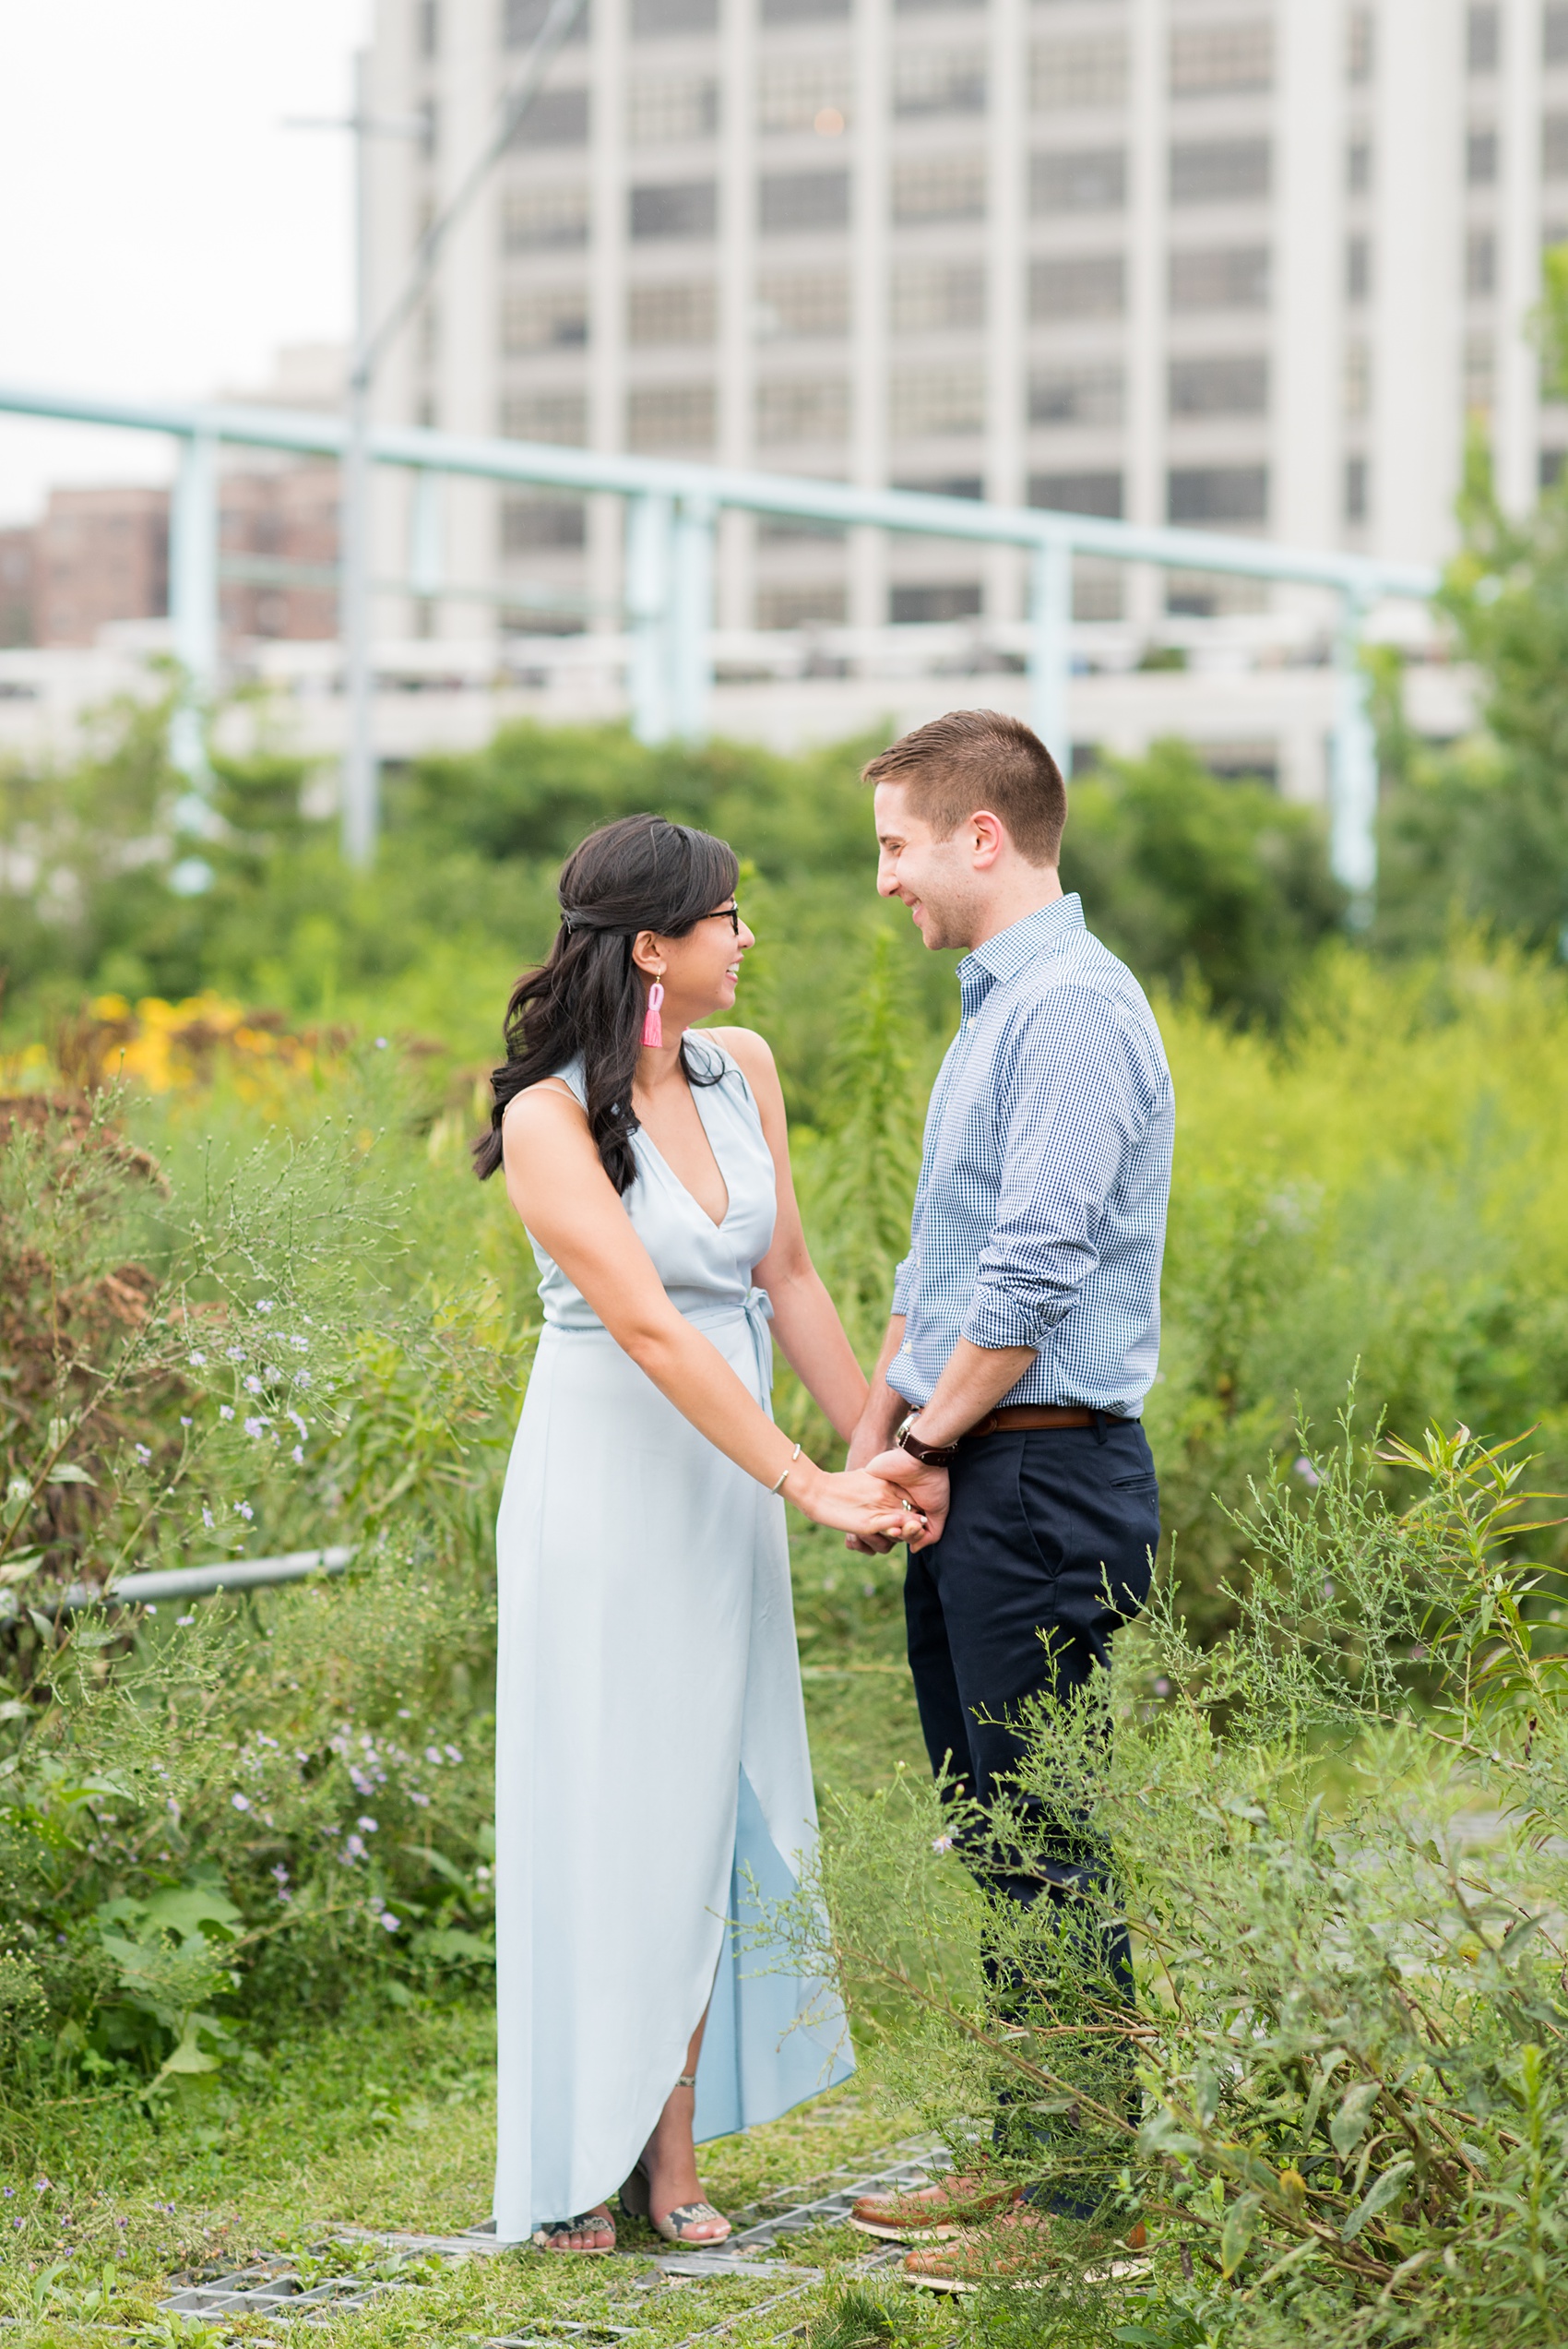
[888,895,1174,1417]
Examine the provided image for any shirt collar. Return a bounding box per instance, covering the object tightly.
[957,894,1085,1010]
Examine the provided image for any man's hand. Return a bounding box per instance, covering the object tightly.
[862,1449,949,1548]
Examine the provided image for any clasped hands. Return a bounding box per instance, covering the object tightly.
[845,1447,950,1555]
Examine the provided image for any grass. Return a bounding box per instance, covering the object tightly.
[0,1992,949,2347]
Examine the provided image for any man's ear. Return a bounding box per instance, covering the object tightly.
[969,810,1007,866]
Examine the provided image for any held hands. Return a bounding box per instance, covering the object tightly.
[789,1460,933,1547]
[862,1449,949,1549]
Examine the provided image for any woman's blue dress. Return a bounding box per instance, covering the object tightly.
[492,1036,854,2237]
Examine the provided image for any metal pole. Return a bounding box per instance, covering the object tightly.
[625,493,674,743]
[1029,537,1072,779]
[339,50,377,867]
[168,428,219,783]
[670,495,715,742]
[1330,589,1378,925]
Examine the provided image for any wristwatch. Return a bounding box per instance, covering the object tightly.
[894,1410,959,1468]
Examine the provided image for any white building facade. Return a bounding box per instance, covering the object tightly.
[363,0,1568,661]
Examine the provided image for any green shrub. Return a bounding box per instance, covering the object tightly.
[779,1415,1568,2345]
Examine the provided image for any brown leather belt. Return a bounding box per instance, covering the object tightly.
[964,1404,1097,1440]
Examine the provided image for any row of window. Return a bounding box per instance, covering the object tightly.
[496,368,1270,445]
[501,264,1282,356]
[495,459,1270,532]
[497,143,1272,250]
[480,0,1507,77]
[523,60,1173,141]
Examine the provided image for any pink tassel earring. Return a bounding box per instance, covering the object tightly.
[641,979,665,1049]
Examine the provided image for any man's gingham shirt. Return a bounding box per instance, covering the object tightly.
[888,894,1174,1417]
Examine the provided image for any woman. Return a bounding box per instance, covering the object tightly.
[475,814,923,2255]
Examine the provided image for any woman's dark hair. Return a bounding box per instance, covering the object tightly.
[473,813,740,1192]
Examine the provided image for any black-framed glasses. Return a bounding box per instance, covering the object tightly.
[706,902,742,936]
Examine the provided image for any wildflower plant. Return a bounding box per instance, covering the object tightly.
[776,1414,1568,2344]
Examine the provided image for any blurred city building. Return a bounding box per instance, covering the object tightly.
[362,0,1564,642]
[0,347,345,652]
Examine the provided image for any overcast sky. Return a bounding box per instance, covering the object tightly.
[0,0,370,525]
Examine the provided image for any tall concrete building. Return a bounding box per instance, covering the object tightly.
[365,0,1566,644]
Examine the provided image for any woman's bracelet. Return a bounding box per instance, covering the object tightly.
[768,1442,802,1495]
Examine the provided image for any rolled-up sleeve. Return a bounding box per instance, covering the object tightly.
[891,1251,918,1317]
[960,990,1151,1354]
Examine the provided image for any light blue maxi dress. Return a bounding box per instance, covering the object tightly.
[492,1036,854,2239]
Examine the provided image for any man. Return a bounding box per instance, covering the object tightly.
[848,709,1174,2281]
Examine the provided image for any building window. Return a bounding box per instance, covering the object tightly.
[1347,7,1374,84]
[1028,470,1123,518]
[1344,455,1369,524]
[1072,559,1123,622]
[891,258,986,332]
[631,0,718,35]
[500,286,590,350]
[1467,4,1500,73]
[896,0,985,17]
[1540,448,1567,488]
[510,86,589,145]
[894,47,988,116]
[1170,20,1273,98]
[627,382,717,448]
[1346,233,1372,302]
[503,184,590,249]
[1167,574,1269,617]
[755,582,848,628]
[763,0,848,22]
[890,365,986,436]
[501,493,587,552]
[1030,148,1125,214]
[1030,35,1127,111]
[628,278,717,343]
[1548,6,1568,65]
[754,269,850,337]
[760,168,851,233]
[505,0,589,45]
[629,77,719,143]
[1168,465,1269,524]
[1467,126,1499,184]
[756,514,847,542]
[1547,113,1568,178]
[1347,135,1372,194]
[892,473,983,497]
[1169,353,1269,417]
[757,58,853,135]
[1169,244,1269,310]
[630,178,719,238]
[893,153,986,223]
[1028,252,1125,318]
[1344,339,1372,416]
[1170,138,1271,205]
[1464,330,1494,412]
[1466,226,1497,297]
[1028,364,1123,426]
[755,376,851,442]
[500,390,588,443]
[419,0,440,59]
[891,582,982,623]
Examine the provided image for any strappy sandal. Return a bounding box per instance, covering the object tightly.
[532,2207,615,2254]
[619,2074,731,2247]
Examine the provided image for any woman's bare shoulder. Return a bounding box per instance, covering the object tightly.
[703,1025,778,1081]
[501,1077,589,1140]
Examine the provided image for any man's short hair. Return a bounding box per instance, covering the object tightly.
[861,709,1067,867]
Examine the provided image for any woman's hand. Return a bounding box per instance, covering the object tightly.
[787,1461,933,1547]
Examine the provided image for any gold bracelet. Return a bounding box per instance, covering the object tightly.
[768,1442,802,1495]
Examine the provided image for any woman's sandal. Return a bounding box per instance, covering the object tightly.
[532,2207,615,2254]
[619,2074,731,2247]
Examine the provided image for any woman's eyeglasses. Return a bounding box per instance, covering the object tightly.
[706,903,742,936]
